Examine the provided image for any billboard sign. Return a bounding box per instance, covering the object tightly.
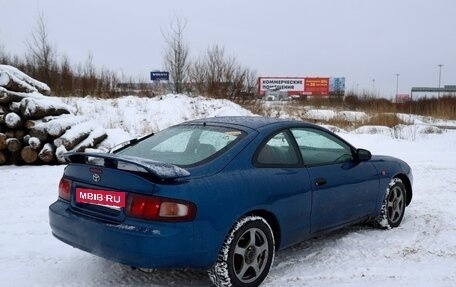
[258,76,345,96]
[150,71,169,81]
[258,77,305,94]
[395,94,411,103]
[329,77,345,94]
[304,77,329,94]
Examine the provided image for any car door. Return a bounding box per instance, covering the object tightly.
[252,130,313,246]
[290,128,379,233]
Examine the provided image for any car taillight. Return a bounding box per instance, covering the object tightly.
[125,194,196,221]
[58,178,72,201]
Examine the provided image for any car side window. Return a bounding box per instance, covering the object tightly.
[255,131,299,166]
[291,128,353,165]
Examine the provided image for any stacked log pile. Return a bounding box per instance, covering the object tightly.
[0,65,107,165]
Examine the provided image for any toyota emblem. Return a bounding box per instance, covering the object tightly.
[92,173,101,182]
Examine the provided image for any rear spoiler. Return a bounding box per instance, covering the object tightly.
[64,152,191,180]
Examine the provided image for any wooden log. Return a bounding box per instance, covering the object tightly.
[5,130,15,138]
[0,133,6,150]
[24,115,88,138]
[0,87,46,104]
[72,127,107,152]
[25,120,49,142]
[9,101,21,113]
[38,143,56,163]
[0,66,51,95]
[28,136,41,150]
[47,115,89,137]
[6,137,21,152]
[14,129,26,140]
[0,150,6,165]
[20,97,71,119]
[54,121,98,150]
[0,106,8,130]
[29,126,48,142]
[22,134,31,145]
[4,112,22,129]
[0,87,9,104]
[5,112,22,129]
[0,70,39,94]
[0,104,7,113]
[3,129,27,141]
[56,145,68,163]
[54,131,90,150]
[24,119,37,129]
[24,116,57,129]
[21,146,38,164]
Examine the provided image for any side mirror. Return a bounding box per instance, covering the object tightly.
[356,148,372,161]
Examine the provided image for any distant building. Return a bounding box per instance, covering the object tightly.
[411,85,456,98]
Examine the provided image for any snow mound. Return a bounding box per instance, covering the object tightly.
[305,109,337,121]
[354,125,394,137]
[61,94,253,138]
[354,124,447,140]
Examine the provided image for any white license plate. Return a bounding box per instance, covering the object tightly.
[76,188,126,209]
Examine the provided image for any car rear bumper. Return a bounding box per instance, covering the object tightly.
[49,200,211,268]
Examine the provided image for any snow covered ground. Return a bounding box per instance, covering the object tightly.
[1,94,456,287]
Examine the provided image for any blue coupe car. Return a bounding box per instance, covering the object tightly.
[49,116,412,287]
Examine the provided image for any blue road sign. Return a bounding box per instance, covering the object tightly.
[150,71,169,81]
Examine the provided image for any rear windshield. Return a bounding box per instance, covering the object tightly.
[115,125,245,166]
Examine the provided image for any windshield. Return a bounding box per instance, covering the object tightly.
[115,125,245,166]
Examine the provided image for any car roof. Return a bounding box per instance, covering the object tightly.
[184,116,314,130]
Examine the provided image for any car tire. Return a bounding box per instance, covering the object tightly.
[375,178,406,229]
[208,215,275,287]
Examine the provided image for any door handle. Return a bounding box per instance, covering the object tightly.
[314,177,327,187]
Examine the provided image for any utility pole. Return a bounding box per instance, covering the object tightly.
[438,64,443,98]
[395,73,400,99]
[372,79,375,95]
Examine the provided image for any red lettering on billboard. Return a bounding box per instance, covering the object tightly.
[304,77,330,95]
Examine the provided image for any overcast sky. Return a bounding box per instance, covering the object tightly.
[1,0,455,97]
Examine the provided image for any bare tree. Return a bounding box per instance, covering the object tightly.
[25,13,56,85]
[243,68,258,99]
[206,45,232,98]
[59,55,73,95]
[162,17,190,94]
[188,56,208,96]
[189,44,257,100]
[0,42,7,63]
[81,53,98,96]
